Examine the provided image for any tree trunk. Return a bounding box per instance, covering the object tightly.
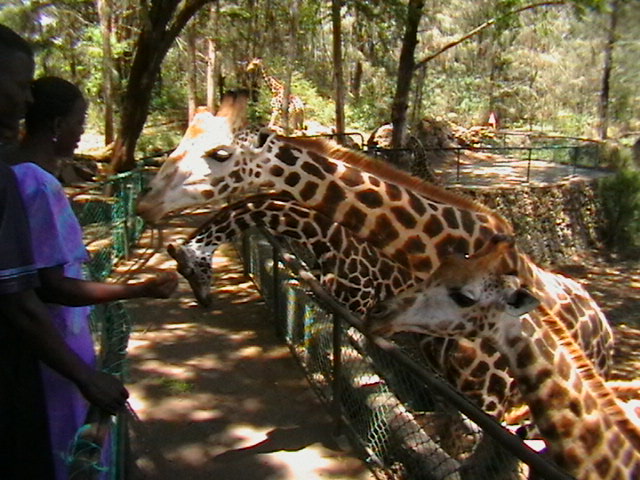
[110,0,212,173]
[332,0,346,141]
[598,0,619,140]
[185,22,198,121]
[206,2,219,112]
[282,0,299,134]
[391,0,424,149]
[98,0,115,146]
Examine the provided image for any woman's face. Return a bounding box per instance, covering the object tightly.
[54,96,86,157]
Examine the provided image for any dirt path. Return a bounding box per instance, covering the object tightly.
[111,211,373,480]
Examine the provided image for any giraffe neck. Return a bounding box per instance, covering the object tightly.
[176,194,418,313]
[497,306,640,479]
[227,134,512,276]
[517,256,613,376]
[261,68,284,96]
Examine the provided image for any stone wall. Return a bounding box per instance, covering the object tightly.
[459,178,606,266]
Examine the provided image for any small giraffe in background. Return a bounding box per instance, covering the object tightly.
[366,235,640,480]
[247,57,304,131]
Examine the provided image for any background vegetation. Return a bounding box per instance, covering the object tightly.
[0,1,638,158]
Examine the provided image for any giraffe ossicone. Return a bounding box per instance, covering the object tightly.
[365,235,640,480]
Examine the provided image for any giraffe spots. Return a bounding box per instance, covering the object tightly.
[578,419,603,456]
[301,160,326,180]
[555,445,581,470]
[413,256,433,273]
[402,235,426,254]
[322,181,347,209]
[534,336,555,365]
[270,165,285,177]
[201,189,215,200]
[487,373,508,399]
[369,175,381,187]
[356,189,384,209]
[435,236,470,260]
[391,206,417,229]
[312,152,338,175]
[473,237,486,254]
[469,361,490,378]
[407,191,427,216]
[556,354,572,381]
[328,227,344,252]
[441,207,459,229]
[514,342,536,371]
[391,249,410,270]
[594,455,613,478]
[282,228,302,240]
[276,146,300,166]
[218,184,230,195]
[476,213,489,224]
[285,171,301,187]
[229,170,243,184]
[368,214,399,247]
[460,209,476,236]
[342,205,367,232]
[423,215,444,238]
[553,412,577,438]
[299,181,319,201]
[341,169,364,188]
[385,183,403,202]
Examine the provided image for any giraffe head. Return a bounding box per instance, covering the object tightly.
[366,234,540,340]
[246,57,263,74]
[136,91,251,223]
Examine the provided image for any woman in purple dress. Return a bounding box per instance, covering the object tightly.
[11,77,178,480]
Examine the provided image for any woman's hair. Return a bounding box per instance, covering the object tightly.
[25,76,84,134]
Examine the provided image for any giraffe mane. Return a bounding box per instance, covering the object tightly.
[280,136,512,231]
[540,304,640,451]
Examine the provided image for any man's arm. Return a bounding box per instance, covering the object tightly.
[0,289,128,414]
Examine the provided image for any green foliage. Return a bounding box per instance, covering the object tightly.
[599,168,640,252]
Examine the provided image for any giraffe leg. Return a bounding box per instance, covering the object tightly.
[268,110,279,128]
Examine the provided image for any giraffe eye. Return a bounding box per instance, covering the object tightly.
[205,147,233,162]
[448,288,477,308]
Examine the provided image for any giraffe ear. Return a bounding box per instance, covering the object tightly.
[506,288,539,317]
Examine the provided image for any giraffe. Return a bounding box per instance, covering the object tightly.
[365,235,640,480]
[136,101,614,417]
[166,191,618,430]
[246,57,304,132]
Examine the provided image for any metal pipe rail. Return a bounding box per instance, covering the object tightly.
[251,227,575,480]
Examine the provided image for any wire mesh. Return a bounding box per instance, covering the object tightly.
[65,169,148,480]
[239,227,574,480]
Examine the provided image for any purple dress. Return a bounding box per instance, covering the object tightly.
[12,162,97,480]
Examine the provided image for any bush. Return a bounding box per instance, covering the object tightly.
[599,168,640,252]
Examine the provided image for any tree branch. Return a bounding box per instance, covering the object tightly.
[414,1,566,72]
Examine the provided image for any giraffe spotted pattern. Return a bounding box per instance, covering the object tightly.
[137,97,614,425]
[366,235,640,480]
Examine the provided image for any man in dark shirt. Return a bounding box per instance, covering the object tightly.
[0,24,128,479]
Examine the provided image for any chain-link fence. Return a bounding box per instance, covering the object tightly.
[239,227,574,480]
[65,168,149,480]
